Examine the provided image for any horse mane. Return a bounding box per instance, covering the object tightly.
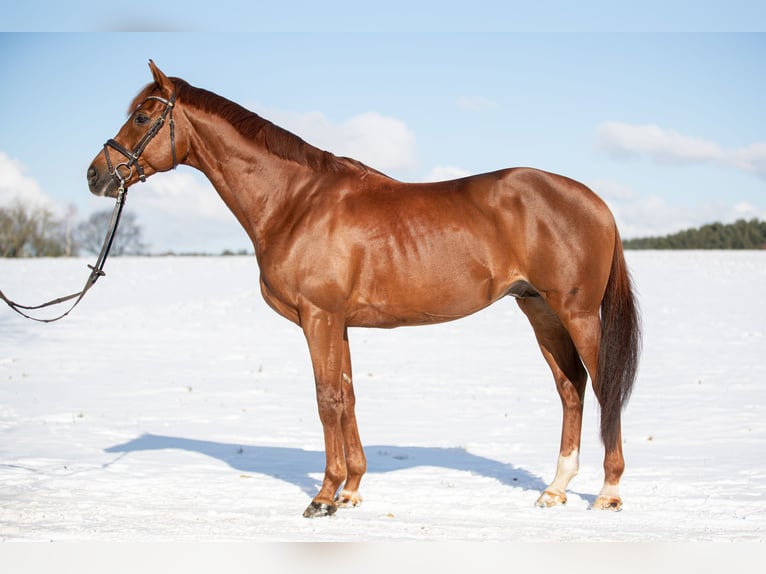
[129,79,384,176]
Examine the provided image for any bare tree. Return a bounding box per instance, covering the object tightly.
[0,200,67,257]
[64,203,77,257]
[75,209,148,255]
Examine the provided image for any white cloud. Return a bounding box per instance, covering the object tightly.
[253,106,417,174]
[731,201,766,219]
[596,122,766,179]
[132,169,233,223]
[730,142,766,177]
[126,169,250,253]
[590,179,766,240]
[0,151,60,211]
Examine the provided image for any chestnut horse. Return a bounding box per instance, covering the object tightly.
[88,61,641,517]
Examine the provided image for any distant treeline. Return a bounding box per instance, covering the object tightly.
[623,218,766,250]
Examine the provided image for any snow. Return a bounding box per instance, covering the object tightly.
[1,251,765,556]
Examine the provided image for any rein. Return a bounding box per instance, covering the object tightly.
[0,187,127,323]
[1,92,177,323]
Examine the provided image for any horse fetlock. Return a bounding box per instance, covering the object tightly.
[592,495,623,511]
[593,482,622,511]
[536,489,567,508]
[335,489,363,508]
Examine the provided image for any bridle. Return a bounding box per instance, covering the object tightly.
[0,92,178,323]
[103,92,178,188]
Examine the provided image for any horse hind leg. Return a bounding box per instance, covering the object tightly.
[517,296,588,508]
[563,311,626,511]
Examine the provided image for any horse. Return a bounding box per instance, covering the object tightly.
[87,60,641,518]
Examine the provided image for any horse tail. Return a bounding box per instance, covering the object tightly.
[597,230,641,451]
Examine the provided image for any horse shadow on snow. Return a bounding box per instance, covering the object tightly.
[105,433,548,498]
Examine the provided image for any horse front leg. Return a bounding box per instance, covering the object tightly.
[335,327,367,508]
[300,306,354,518]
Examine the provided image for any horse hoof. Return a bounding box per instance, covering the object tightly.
[593,496,623,511]
[536,489,567,508]
[303,501,338,518]
[335,489,363,508]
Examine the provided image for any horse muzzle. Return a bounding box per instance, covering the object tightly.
[87,162,121,198]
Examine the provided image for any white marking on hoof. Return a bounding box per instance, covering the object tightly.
[593,483,622,510]
[593,496,623,511]
[536,489,567,508]
[538,448,579,506]
[336,489,363,508]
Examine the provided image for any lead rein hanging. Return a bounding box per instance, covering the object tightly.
[0,186,128,323]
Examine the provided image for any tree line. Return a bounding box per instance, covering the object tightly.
[623,218,766,250]
[0,200,146,257]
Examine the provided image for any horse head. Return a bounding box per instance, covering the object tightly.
[87,60,183,198]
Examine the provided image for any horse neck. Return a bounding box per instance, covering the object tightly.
[181,106,317,252]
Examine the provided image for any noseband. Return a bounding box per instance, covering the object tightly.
[103,93,177,188]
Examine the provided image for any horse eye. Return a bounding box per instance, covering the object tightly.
[134,114,151,127]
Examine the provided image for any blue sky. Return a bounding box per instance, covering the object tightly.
[1,16,765,252]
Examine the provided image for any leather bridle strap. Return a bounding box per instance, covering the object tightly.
[104,93,177,187]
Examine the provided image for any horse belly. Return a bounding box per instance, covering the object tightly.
[347,258,510,328]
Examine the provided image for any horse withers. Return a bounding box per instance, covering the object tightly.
[87,60,641,518]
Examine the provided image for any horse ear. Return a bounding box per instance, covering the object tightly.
[148,59,173,95]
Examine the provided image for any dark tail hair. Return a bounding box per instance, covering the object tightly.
[597,233,642,451]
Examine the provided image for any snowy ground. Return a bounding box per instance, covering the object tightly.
[1,252,765,554]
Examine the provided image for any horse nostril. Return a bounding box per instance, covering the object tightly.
[87,165,98,184]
